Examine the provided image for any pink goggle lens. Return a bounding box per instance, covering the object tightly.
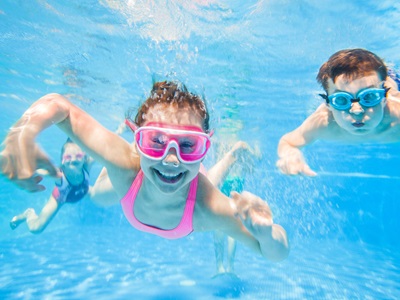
[135,127,211,163]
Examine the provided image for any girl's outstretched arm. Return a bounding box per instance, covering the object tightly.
[0,93,137,192]
[198,177,289,262]
[229,191,289,262]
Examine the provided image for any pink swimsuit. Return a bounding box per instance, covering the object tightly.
[120,170,199,239]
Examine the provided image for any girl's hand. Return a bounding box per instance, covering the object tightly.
[230,191,273,235]
[0,136,60,192]
[230,191,289,262]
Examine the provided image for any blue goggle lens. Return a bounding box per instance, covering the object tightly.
[328,88,385,110]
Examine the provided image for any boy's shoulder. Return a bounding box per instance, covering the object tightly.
[303,104,333,129]
[386,89,400,120]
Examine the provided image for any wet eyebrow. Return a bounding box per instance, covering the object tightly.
[332,85,378,94]
[331,89,352,94]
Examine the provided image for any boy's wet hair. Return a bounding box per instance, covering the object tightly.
[132,81,210,132]
[317,48,388,92]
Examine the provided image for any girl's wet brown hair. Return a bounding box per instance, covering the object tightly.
[317,48,387,92]
[132,81,210,132]
[61,138,75,159]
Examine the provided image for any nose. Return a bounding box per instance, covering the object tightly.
[349,102,364,115]
[162,148,180,167]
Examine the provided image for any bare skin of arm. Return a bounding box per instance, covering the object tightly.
[1,94,289,261]
[10,195,60,233]
[207,141,250,186]
[276,104,332,176]
[89,167,120,206]
[0,93,138,195]
[277,81,400,177]
[195,176,289,262]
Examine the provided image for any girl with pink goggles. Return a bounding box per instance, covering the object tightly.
[125,120,212,164]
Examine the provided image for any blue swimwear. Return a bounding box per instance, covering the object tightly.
[387,67,400,89]
[221,176,244,196]
[52,169,90,204]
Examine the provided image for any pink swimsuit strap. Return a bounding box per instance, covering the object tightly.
[120,170,198,239]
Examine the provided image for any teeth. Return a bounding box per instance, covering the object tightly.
[158,170,181,179]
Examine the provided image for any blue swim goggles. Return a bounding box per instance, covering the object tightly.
[320,87,389,111]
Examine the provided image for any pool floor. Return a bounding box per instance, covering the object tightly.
[1,225,399,299]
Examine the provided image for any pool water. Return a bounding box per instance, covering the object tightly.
[1,0,400,299]
[1,225,399,299]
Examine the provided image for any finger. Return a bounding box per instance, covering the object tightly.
[36,169,49,176]
[230,190,240,199]
[302,165,317,177]
[14,176,45,192]
[229,191,240,216]
[276,160,286,174]
[37,157,61,178]
[0,154,5,171]
[230,191,250,220]
[229,191,246,209]
[29,175,46,192]
[276,160,292,175]
[231,191,261,222]
[240,191,259,200]
[286,163,302,176]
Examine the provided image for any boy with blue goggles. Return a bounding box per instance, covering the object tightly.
[276,48,400,177]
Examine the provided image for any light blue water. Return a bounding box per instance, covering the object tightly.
[1,0,400,299]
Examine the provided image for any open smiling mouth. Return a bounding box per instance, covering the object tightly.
[155,169,184,183]
[352,122,365,128]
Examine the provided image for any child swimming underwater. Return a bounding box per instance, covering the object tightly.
[1,81,289,262]
[277,48,400,176]
[9,139,93,233]
[207,140,251,274]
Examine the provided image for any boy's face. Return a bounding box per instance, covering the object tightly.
[327,72,387,135]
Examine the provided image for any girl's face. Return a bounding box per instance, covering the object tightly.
[61,143,86,171]
[139,104,205,194]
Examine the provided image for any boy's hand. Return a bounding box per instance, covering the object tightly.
[276,148,317,176]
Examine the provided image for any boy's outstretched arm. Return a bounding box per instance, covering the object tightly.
[276,131,317,176]
[276,105,330,176]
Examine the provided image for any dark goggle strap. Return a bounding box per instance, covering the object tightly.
[384,86,391,97]
[318,93,329,104]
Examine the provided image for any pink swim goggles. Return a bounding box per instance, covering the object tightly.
[125,120,212,164]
